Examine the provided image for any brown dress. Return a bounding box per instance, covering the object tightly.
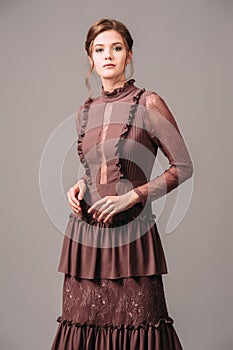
[50,79,194,349]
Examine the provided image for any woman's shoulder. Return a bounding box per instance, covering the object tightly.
[142,88,166,107]
[137,87,171,116]
[142,88,179,130]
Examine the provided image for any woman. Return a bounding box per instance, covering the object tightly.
[51,18,194,349]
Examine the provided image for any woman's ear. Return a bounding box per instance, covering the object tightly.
[126,50,133,65]
[88,55,94,67]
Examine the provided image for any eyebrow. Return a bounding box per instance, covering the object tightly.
[94,42,123,47]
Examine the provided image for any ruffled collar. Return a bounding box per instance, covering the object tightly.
[101,79,136,101]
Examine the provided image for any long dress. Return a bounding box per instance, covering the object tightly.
[50,79,194,349]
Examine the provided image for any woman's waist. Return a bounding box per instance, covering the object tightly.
[79,200,153,225]
[81,180,152,225]
[86,179,146,196]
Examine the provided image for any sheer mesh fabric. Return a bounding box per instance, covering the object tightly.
[132,92,194,205]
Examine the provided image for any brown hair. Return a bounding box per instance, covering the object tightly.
[84,18,134,98]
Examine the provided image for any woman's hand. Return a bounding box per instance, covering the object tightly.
[66,179,87,214]
[87,190,140,223]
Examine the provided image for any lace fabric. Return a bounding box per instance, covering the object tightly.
[61,274,170,328]
[52,274,183,349]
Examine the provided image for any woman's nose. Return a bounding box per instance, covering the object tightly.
[104,49,112,60]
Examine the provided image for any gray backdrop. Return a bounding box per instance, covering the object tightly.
[0,0,232,349]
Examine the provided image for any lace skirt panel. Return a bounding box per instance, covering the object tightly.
[51,274,183,350]
[61,274,169,327]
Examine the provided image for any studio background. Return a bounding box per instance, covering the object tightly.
[0,1,232,349]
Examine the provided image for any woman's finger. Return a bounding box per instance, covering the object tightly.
[103,208,116,223]
[77,182,86,200]
[88,199,105,213]
[96,200,111,214]
[70,188,80,205]
[67,195,80,213]
[67,190,80,210]
[67,190,78,207]
[96,204,114,221]
[71,205,80,214]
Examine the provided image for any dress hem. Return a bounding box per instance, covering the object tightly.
[51,315,183,350]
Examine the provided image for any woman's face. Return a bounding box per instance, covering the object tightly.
[89,29,132,82]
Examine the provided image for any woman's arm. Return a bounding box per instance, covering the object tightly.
[133,92,194,205]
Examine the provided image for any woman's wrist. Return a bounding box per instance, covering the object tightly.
[127,189,140,205]
[76,178,86,185]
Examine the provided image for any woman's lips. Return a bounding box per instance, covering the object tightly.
[103,64,115,67]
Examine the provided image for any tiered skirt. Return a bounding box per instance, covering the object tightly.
[51,274,183,349]
[51,199,183,349]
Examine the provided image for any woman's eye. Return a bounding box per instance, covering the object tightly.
[95,46,122,53]
[114,46,122,51]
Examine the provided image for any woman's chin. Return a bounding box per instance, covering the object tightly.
[100,73,118,80]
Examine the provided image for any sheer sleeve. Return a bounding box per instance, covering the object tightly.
[133,92,194,205]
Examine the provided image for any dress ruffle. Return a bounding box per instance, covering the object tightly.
[51,316,183,349]
[101,79,136,97]
[77,97,93,186]
[114,88,146,182]
[77,86,146,187]
[58,209,168,279]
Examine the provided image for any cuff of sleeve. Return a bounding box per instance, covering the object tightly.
[132,188,148,206]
